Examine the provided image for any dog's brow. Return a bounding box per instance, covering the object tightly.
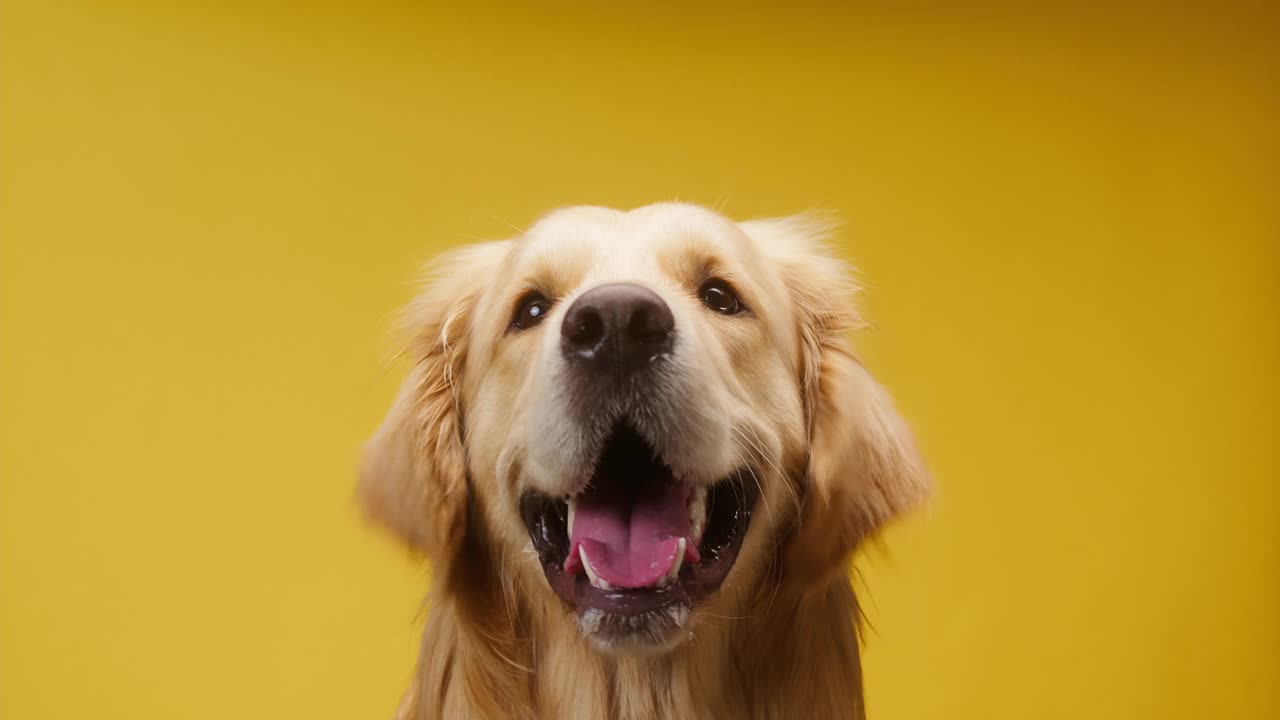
[657,237,733,288]
[515,235,598,300]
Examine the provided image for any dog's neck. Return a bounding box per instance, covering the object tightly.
[401,549,866,720]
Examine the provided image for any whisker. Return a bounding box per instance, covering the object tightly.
[731,427,776,520]
[697,610,753,621]
[485,212,525,234]
[732,426,804,566]
[742,423,800,513]
[731,429,776,530]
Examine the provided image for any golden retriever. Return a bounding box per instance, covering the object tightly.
[359,203,929,719]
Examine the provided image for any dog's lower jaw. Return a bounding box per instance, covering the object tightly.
[399,569,867,720]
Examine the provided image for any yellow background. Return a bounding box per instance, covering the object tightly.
[2,2,1276,718]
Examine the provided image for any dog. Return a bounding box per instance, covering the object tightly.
[359,203,929,719]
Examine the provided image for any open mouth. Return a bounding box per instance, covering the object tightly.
[520,423,757,645]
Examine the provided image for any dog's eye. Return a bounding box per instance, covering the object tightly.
[698,279,743,315]
[512,292,552,330]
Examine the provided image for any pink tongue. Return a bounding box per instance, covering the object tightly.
[564,481,700,588]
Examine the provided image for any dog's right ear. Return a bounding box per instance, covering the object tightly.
[358,241,508,562]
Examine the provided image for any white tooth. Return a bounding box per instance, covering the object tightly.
[663,538,686,585]
[567,498,576,537]
[579,545,611,590]
[688,486,708,543]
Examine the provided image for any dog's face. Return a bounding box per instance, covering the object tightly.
[360,204,928,654]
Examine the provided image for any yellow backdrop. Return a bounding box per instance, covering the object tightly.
[2,2,1276,718]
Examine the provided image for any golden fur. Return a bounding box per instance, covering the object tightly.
[360,203,929,719]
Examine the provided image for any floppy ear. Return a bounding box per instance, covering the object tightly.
[745,217,930,586]
[358,241,507,561]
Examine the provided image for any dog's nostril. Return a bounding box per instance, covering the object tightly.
[627,304,674,345]
[563,307,605,350]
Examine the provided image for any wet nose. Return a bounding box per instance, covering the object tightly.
[560,283,675,374]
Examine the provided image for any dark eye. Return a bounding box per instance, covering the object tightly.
[698,279,743,315]
[511,292,552,330]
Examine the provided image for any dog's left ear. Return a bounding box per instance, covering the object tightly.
[744,217,931,586]
[358,241,507,563]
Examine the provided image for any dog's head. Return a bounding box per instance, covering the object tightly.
[360,203,928,654]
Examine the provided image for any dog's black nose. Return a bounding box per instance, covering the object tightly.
[561,283,675,373]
